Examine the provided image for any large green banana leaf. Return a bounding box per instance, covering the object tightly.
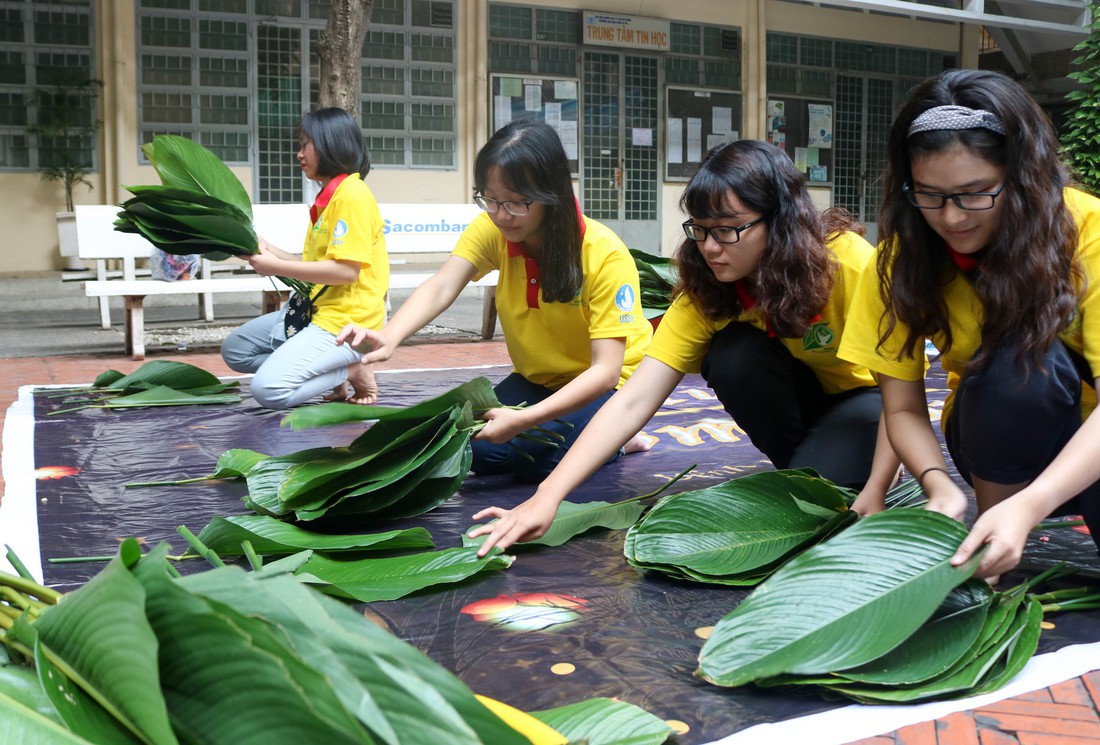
[464,498,648,551]
[120,184,251,218]
[0,663,60,724]
[296,547,514,603]
[93,361,224,392]
[0,690,95,745]
[30,542,177,744]
[99,385,240,409]
[281,376,503,430]
[141,135,252,218]
[697,509,979,687]
[530,697,673,745]
[121,200,257,254]
[624,470,855,584]
[193,515,435,556]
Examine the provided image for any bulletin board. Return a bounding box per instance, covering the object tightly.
[665,86,743,181]
[765,97,835,185]
[490,74,580,175]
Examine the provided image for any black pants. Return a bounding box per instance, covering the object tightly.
[944,341,1100,550]
[700,322,882,489]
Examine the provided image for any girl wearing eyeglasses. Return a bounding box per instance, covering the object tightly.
[467,138,901,555]
[838,69,1100,580]
[339,120,652,482]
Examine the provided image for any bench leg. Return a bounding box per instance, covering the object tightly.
[123,296,147,361]
[262,290,288,315]
[480,286,498,340]
[200,292,214,322]
[96,260,112,328]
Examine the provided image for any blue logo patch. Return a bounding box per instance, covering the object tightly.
[615,284,636,313]
[333,220,349,238]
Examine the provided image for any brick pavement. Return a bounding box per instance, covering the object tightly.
[2,337,1098,745]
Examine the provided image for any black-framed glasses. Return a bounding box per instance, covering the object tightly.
[903,182,1006,211]
[473,192,533,216]
[682,216,765,244]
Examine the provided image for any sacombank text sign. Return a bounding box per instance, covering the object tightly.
[380,203,482,253]
[582,12,671,52]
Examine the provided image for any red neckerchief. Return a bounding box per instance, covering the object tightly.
[506,199,588,309]
[947,246,979,272]
[310,174,349,225]
[733,279,821,338]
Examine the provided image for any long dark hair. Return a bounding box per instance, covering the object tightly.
[877,69,1079,370]
[674,139,842,338]
[299,107,370,179]
[474,120,582,303]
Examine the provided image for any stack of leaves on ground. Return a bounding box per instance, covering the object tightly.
[44,359,240,415]
[115,134,308,295]
[630,248,679,321]
[696,509,1100,703]
[0,539,673,744]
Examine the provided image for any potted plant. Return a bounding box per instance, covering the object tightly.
[30,74,101,271]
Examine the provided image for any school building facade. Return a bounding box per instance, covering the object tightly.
[0,0,1089,273]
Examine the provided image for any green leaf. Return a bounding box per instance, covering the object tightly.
[0,689,97,744]
[102,385,240,409]
[33,643,141,745]
[93,361,223,392]
[529,697,673,745]
[141,135,252,218]
[194,515,436,555]
[697,510,978,687]
[32,541,177,745]
[467,499,646,550]
[296,547,514,603]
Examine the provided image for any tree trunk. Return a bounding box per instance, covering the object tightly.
[317,0,374,117]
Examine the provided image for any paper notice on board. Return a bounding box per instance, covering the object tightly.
[667,118,683,164]
[712,106,732,137]
[494,95,512,131]
[687,117,702,163]
[632,128,653,147]
[545,102,562,126]
[525,84,542,112]
[808,103,833,149]
[560,121,578,161]
[500,77,522,97]
[554,80,577,99]
[795,147,808,172]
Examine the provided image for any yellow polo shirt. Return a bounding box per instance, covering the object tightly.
[304,173,389,334]
[646,230,877,395]
[453,212,651,390]
[839,187,1100,420]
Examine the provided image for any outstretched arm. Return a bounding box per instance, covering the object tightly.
[336,255,477,363]
[850,413,902,515]
[469,357,684,555]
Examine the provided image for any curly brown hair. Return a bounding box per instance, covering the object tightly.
[673,140,850,338]
[877,69,1080,370]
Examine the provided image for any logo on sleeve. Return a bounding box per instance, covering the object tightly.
[615,284,636,324]
[333,220,349,238]
[802,321,835,351]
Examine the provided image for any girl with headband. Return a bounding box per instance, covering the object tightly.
[469,139,902,556]
[839,69,1100,580]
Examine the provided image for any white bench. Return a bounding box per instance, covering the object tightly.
[74,203,498,360]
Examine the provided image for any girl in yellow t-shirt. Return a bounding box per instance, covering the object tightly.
[221,108,388,409]
[838,69,1100,580]
[467,140,902,556]
[339,120,651,483]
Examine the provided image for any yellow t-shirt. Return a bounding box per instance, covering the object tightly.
[303,173,389,334]
[839,186,1100,420]
[453,212,652,390]
[646,230,877,395]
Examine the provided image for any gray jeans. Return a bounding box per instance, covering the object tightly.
[220,310,363,409]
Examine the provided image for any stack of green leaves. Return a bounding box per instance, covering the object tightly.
[696,510,1099,703]
[0,539,672,743]
[630,248,679,320]
[45,359,240,415]
[115,134,309,295]
[623,469,859,585]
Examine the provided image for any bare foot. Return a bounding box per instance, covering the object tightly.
[624,432,656,454]
[347,362,378,405]
[323,382,349,402]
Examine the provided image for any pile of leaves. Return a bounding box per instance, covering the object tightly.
[624,469,859,585]
[630,248,679,320]
[696,509,1100,703]
[44,359,240,415]
[0,540,673,743]
[115,134,309,295]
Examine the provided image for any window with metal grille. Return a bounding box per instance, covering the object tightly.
[0,0,96,171]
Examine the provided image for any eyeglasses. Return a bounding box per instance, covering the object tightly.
[473,192,533,217]
[682,217,765,244]
[903,182,1006,211]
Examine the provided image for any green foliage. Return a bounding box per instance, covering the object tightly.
[30,74,101,213]
[1062,6,1100,193]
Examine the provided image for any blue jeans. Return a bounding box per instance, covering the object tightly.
[472,372,617,483]
[220,310,362,410]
